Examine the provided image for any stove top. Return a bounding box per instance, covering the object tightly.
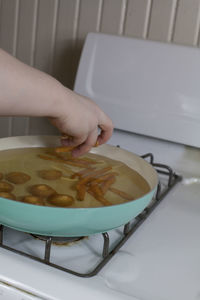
[0,130,200,300]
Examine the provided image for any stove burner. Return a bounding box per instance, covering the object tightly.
[0,153,182,277]
[30,234,86,246]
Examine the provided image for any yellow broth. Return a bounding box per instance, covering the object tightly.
[0,147,150,207]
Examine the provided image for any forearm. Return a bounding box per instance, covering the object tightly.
[0,48,113,156]
[0,48,66,117]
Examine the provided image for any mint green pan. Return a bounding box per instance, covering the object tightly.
[0,136,158,237]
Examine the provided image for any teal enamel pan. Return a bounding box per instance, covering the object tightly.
[0,136,158,237]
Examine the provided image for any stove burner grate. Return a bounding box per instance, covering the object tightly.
[0,153,182,277]
[30,234,85,245]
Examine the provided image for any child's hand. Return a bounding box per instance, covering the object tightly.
[50,89,113,157]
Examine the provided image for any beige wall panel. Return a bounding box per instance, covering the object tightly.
[34,0,58,74]
[173,0,200,45]
[72,0,101,90]
[29,0,59,135]
[124,0,151,38]
[148,0,177,42]
[28,117,59,136]
[0,0,19,137]
[0,0,19,54]
[12,0,38,136]
[52,0,78,88]
[16,0,37,64]
[77,0,101,40]
[101,0,127,34]
[1,0,200,138]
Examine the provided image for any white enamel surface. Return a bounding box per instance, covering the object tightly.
[0,131,200,299]
[0,282,37,300]
[74,32,200,148]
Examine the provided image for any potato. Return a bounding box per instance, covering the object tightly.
[38,169,62,180]
[6,172,31,184]
[29,184,56,198]
[47,194,74,207]
[0,181,14,192]
[22,195,44,205]
[0,192,16,200]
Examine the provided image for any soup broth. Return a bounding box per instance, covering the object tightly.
[0,147,150,208]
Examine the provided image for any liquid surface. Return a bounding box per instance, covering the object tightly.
[0,147,150,207]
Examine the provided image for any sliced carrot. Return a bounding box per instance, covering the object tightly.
[55,146,74,153]
[38,154,87,168]
[76,184,86,201]
[89,184,111,206]
[109,187,133,200]
[100,176,116,194]
[90,172,118,185]
[71,168,96,179]
[78,166,112,185]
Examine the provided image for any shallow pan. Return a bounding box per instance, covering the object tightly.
[0,136,158,236]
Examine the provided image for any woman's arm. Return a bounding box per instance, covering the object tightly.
[0,49,113,156]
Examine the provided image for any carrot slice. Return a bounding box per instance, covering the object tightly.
[55,146,74,153]
[100,176,116,194]
[90,172,118,185]
[47,150,98,167]
[71,168,96,179]
[109,187,133,200]
[76,184,86,201]
[78,166,112,185]
[89,184,111,206]
[38,154,87,168]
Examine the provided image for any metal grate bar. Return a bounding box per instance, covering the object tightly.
[0,224,3,245]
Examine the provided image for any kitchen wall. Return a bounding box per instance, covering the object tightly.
[0,0,200,137]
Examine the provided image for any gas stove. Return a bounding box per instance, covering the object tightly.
[1,33,200,300]
[0,130,200,299]
[0,151,181,278]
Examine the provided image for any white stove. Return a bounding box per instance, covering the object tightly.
[1,33,200,300]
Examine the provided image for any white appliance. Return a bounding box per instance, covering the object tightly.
[0,33,200,300]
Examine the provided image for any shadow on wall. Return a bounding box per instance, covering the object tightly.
[52,39,84,90]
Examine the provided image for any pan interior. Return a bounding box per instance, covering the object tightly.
[0,146,151,208]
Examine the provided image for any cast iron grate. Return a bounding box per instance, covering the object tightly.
[0,153,182,277]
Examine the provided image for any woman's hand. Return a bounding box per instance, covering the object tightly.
[0,49,113,156]
[50,89,113,156]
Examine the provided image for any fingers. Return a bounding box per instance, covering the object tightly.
[61,134,87,148]
[72,128,98,157]
[61,116,113,156]
[97,119,113,145]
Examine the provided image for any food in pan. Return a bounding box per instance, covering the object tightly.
[38,169,62,180]
[29,184,56,198]
[54,146,74,153]
[0,146,150,207]
[0,173,3,180]
[47,194,74,207]
[0,192,16,200]
[0,181,14,192]
[6,172,31,184]
[22,195,44,205]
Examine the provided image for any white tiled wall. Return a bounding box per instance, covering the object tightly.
[0,0,200,138]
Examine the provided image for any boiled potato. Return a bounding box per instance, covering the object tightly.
[30,184,56,198]
[47,194,74,207]
[22,195,44,205]
[38,169,62,180]
[0,191,16,200]
[0,181,14,192]
[6,172,31,184]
